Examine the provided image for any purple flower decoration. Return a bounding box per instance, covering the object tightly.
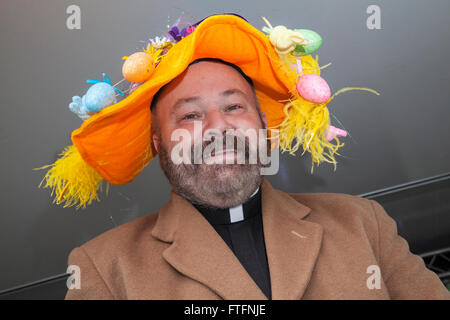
[168,26,182,42]
[168,25,197,42]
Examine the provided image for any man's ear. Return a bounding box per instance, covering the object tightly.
[260,110,267,128]
[152,133,160,154]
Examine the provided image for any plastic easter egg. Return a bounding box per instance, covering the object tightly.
[296,73,331,103]
[292,29,322,56]
[84,82,116,113]
[122,52,155,83]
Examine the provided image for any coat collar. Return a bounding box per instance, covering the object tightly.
[151,178,323,300]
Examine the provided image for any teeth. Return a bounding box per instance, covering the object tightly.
[207,149,236,157]
[214,149,235,156]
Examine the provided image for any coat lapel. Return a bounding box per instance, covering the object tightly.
[151,178,323,300]
[260,179,324,299]
[151,188,267,300]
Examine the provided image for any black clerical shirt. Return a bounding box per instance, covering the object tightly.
[192,187,272,299]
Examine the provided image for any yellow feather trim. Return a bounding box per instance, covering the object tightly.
[34,145,108,209]
[271,97,344,173]
[269,54,379,173]
[143,42,173,63]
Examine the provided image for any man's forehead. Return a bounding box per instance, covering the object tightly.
[172,88,251,111]
[154,60,255,111]
[172,60,252,90]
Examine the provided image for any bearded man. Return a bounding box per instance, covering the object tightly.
[60,15,450,300]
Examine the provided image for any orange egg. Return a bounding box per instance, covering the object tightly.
[122,52,155,83]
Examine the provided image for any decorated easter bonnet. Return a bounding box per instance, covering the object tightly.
[35,13,378,209]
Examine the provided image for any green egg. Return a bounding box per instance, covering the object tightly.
[292,29,322,56]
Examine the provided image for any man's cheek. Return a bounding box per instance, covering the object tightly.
[236,117,265,132]
[168,128,194,164]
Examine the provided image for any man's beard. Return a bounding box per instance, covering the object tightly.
[157,131,270,209]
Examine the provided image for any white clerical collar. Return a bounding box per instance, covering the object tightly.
[193,186,261,225]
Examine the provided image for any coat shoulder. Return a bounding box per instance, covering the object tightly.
[288,191,376,220]
[76,211,161,259]
[287,192,380,241]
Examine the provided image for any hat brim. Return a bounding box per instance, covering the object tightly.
[72,14,293,185]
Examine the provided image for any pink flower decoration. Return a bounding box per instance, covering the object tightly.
[186,26,196,36]
[326,125,347,141]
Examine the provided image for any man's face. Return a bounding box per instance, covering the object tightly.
[152,60,268,208]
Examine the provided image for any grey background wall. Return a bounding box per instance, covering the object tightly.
[1,0,449,293]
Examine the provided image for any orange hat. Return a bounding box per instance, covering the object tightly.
[35,14,378,209]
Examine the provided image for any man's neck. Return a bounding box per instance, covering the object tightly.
[192,186,261,225]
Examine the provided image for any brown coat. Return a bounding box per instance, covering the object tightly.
[65,178,450,300]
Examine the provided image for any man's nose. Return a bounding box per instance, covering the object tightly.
[202,109,234,136]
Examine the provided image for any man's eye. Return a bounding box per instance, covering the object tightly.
[226,104,243,112]
[181,113,200,121]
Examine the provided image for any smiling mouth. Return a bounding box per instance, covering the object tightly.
[203,149,239,162]
[209,149,236,157]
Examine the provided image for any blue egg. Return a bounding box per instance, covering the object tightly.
[84,82,116,113]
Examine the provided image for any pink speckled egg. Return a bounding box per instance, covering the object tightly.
[296,73,331,103]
